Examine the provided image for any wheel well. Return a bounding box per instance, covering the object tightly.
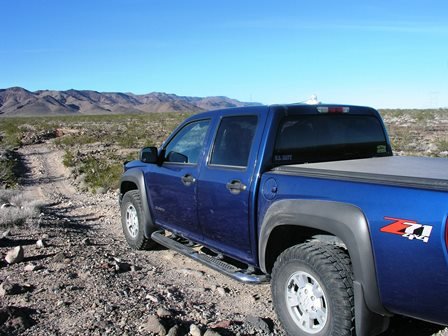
[264,225,343,273]
[120,181,138,196]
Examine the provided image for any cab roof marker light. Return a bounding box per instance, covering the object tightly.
[317,107,328,113]
[317,106,350,113]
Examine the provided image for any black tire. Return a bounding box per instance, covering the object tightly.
[120,190,156,250]
[271,241,355,336]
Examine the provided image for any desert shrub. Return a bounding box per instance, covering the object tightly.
[413,110,434,123]
[0,120,21,149]
[62,149,76,168]
[0,189,43,228]
[388,128,415,153]
[379,109,405,119]
[0,150,20,188]
[0,159,16,188]
[49,112,191,192]
[437,138,448,152]
[80,157,123,192]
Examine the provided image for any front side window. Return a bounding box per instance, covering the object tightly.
[210,116,258,167]
[164,119,210,164]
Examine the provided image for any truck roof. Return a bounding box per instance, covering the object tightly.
[186,104,381,122]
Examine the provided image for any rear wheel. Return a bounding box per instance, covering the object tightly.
[271,242,354,336]
[120,190,156,250]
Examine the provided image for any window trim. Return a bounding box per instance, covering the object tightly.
[206,162,248,171]
[162,161,199,167]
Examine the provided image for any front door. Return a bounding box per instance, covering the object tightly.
[146,119,210,239]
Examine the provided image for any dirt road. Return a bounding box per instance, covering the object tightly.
[1,141,447,335]
[2,142,278,335]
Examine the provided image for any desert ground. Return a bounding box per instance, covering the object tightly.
[1,109,448,335]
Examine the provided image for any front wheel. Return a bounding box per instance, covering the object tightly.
[271,242,355,336]
[120,190,156,250]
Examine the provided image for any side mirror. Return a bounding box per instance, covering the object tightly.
[139,147,159,164]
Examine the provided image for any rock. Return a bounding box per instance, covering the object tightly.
[2,229,11,238]
[167,324,180,336]
[216,287,227,296]
[245,315,271,334]
[5,246,24,264]
[53,252,64,262]
[0,282,31,296]
[146,294,159,303]
[0,306,35,334]
[178,268,205,278]
[81,238,91,246]
[55,128,64,137]
[36,239,47,248]
[189,324,202,336]
[204,330,222,336]
[1,203,16,209]
[67,272,78,279]
[24,264,36,272]
[96,187,107,194]
[114,261,131,273]
[209,320,232,329]
[104,304,114,313]
[156,307,172,318]
[53,252,67,262]
[24,263,43,272]
[141,315,166,335]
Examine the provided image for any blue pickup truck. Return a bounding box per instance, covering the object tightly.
[119,104,448,336]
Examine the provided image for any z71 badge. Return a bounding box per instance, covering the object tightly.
[380,217,433,243]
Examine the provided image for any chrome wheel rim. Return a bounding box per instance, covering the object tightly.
[285,270,328,334]
[125,204,139,238]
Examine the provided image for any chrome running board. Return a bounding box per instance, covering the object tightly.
[151,231,269,284]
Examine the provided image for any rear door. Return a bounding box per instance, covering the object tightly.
[146,119,210,240]
[197,113,261,263]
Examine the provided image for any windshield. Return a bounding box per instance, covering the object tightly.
[273,114,390,165]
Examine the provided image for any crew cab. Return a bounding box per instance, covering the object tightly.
[119,103,448,336]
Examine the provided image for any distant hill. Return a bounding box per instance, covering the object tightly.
[0,87,260,116]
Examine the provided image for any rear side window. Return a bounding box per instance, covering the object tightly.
[210,116,258,167]
[274,115,389,164]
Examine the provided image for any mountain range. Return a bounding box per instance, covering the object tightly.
[0,87,259,116]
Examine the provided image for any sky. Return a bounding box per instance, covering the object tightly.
[1,0,448,108]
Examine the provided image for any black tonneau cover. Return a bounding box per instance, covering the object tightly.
[273,156,448,191]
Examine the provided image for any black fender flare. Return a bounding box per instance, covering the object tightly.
[120,169,155,238]
[259,199,391,334]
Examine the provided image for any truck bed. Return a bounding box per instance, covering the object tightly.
[273,156,448,191]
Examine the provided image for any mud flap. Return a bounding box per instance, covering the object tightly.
[354,281,390,335]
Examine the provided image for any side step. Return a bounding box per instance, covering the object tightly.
[151,231,269,284]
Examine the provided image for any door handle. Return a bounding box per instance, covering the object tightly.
[181,174,196,186]
[226,180,247,195]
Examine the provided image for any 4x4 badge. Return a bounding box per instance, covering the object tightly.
[380,217,433,243]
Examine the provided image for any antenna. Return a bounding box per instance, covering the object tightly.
[304,95,320,105]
